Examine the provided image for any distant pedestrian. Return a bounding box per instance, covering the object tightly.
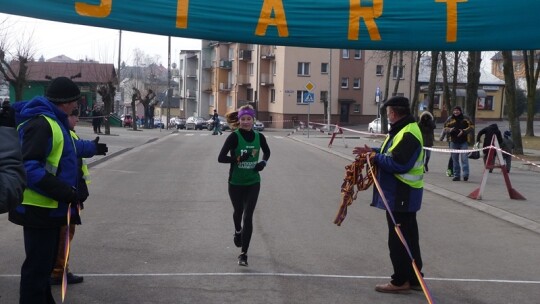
[212,109,222,135]
[444,106,474,181]
[218,105,270,267]
[418,111,436,172]
[92,105,102,134]
[439,127,453,177]
[502,130,515,173]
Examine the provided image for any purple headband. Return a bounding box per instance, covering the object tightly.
[238,108,255,119]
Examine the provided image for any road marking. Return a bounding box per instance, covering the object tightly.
[1,272,538,284]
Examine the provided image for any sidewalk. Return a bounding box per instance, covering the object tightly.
[287,130,540,235]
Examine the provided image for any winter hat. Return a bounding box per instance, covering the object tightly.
[453,105,462,112]
[381,96,409,109]
[45,77,81,104]
[504,130,511,138]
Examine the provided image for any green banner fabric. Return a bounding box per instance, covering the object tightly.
[0,0,537,50]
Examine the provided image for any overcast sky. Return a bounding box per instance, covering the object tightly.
[0,13,201,67]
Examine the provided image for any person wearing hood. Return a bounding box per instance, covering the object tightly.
[353,96,425,294]
[418,111,436,172]
[443,106,474,181]
[10,77,108,304]
[477,123,503,172]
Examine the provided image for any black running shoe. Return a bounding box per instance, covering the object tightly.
[238,253,248,266]
[233,232,242,248]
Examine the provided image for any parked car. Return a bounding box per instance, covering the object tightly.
[368,118,390,133]
[154,118,165,129]
[253,120,265,131]
[206,115,229,131]
[185,116,207,130]
[171,117,186,129]
[121,114,133,128]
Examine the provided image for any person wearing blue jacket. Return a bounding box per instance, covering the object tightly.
[9,77,108,304]
[353,96,424,294]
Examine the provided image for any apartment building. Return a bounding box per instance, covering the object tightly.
[178,50,201,118]
[190,43,422,128]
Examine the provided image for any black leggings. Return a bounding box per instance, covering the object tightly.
[228,183,260,253]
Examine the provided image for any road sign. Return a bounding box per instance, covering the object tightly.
[305,81,315,92]
[303,92,315,103]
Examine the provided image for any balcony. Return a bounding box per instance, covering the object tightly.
[239,50,252,61]
[236,74,250,86]
[260,73,274,86]
[260,46,275,59]
[186,89,197,99]
[219,82,232,91]
[219,60,232,69]
[202,60,213,70]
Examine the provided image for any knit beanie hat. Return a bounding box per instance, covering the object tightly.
[45,77,81,104]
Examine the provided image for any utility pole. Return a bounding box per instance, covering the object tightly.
[117,29,122,115]
[327,49,332,132]
[167,36,171,129]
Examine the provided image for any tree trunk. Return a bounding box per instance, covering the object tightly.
[466,51,481,124]
[502,51,523,154]
[427,51,439,114]
[523,50,539,137]
[392,51,403,96]
[410,51,421,118]
[441,51,452,121]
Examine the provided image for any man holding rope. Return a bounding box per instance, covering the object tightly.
[353,96,425,294]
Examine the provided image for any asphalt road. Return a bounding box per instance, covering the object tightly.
[1,129,539,303]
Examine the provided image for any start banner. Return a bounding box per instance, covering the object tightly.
[0,0,537,51]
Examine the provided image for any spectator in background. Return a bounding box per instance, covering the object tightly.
[92,105,102,134]
[0,99,16,128]
[477,123,503,172]
[444,106,474,182]
[502,130,515,173]
[212,109,223,135]
[418,111,436,172]
[439,127,454,177]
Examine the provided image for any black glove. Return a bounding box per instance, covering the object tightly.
[66,186,78,204]
[237,151,250,163]
[94,136,108,155]
[253,161,267,172]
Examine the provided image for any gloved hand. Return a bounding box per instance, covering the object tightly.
[94,136,108,155]
[66,186,78,204]
[237,151,250,163]
[253,161,267,172]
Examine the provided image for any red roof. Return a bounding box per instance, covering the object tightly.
[10,61,117,83]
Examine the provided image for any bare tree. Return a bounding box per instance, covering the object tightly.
[502,51,524,154]
[0,20,35,101]
[97,82,116,135]
[522,50,540,137]
[131,87,141,131]
[380,51,393,133]
[410,51,422,116]
[392,51,403,96]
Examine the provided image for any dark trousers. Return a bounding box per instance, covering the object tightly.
[386,211,423,286]
[228,183,260,253]
[20,226,60,304]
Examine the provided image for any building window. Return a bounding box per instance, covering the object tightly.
[227,96,232,107]
[354,50,362,59]
[392,65,404,79]
[271,61,276,75]
[270,89,276,103]
[353,104,360,113]
[296,90,310,104]
[376,65,384,76]
[423,94,440,109]
[320,90,328,102]
[297,62,310,76]
[353,78,361,89]
[342,49,349,59]
[341,77,349,88]
[321,62,329,74]
[478,96,494,110]
[209,94,214,107]
[248,63,254,75]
